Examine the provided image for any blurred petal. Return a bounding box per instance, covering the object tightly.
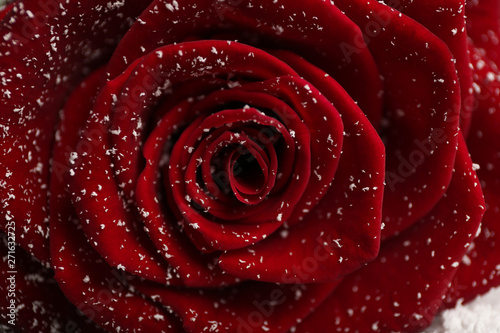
[0,233,104,333]
[466,0,500,64]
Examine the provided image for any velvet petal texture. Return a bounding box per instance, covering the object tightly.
[219,53,385,283]
[135,278,341,333]
[441,0,500,307]
[0,233,106,333]
[444,46,500,306]
[335,0,462,239]
[295,136,485,333]
[49,67,183,332]
[0,0,499,332]
[387,0,474,134]
[0,0,153,263]
[104,0,383,124]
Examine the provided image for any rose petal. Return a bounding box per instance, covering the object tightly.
[444,44,500,305]
[138,99,240,287]
[49,68,183,332]
[96,41,297,280]
[219,58,385,283]
[387,0,474,134]
[294,135,484,333]
[0,233,104,333]
[191,90,296,196]
[105,0,383,124]
[173,106,305,224]
[68,63,175,283]
[236,76,344,225]
[110,77,229,200]
[51,206,183,333]
[466,0,500,64]
[0,0,152,262]
[169,76,343,254]
[0,3,14,20]
[336,0,462,239]
[104,39,296,205]
[168,109,299,251]
[135,279,340,333]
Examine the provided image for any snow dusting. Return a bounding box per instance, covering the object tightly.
[427,287,500,333]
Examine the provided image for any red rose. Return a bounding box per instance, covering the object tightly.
[0,0,498,332]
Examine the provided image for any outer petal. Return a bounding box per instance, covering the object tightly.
[444,44,500,305]
[295,136,484,333]
[0,233,104,333]
[49,68,182,332]
[51,210,183,333]
[387,0,474,134]
[135,279,340,333]
[65,60,175,283]
[0,0,152,262]
[105,0,383,124]
[336,0,462,238]
[466,0,500,64]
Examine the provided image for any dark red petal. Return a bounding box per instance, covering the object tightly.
[105,0,383,124]
[0,3,14,20]
[466,0,500,64]
[169,76,344,254]
[84,41,295,280]
[49,68,182,332]
[51,66,180,286]
[0,0,151,262]
[174,105,303,223]
[69,69,175,283]
[110,77,229,201]
[135,279,340,333]
[105,40,296,206]
[51,207,183,333]
[169,120,298,252]
[336,0,461,239]
[214,1,383,125]
[387,0,474,135]
[0,233,104,333]
[137,102,239,287]
[219,63,384,284]
[237,76,344,225]
[183,88,302,214]
[444,45,500,305]
[295,136,484,333]
[186,126,273,207]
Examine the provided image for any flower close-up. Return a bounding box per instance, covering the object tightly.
[0,0,499,332]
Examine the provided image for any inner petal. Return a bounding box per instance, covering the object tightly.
[227,144,271,204]
[180,108,289,219]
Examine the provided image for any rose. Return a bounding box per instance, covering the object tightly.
[0,0,498,332]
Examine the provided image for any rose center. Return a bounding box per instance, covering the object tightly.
[227,145,270,203]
